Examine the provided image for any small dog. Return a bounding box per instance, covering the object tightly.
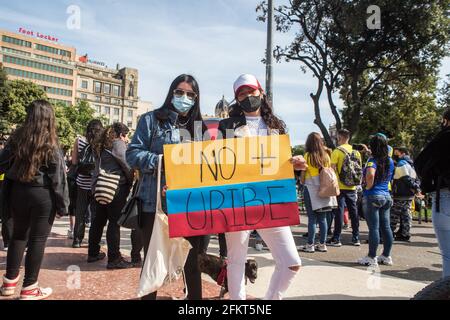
[198,253,258,299]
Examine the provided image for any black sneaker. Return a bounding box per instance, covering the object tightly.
[131,259,143,268]
[107,257,133,270]
[395,235,411,242]
[326,239,342,247]
[352,238,361,246]
[72,241,81,248]
[87,252,106,263]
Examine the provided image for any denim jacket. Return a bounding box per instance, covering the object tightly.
[126,108,181,213]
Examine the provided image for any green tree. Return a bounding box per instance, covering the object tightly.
[260,0,449,140]
[354,71,443,156]
[328,0,449,136]
[54,102,76,150]
[292,145,305,156]
[0,79,47,140]
[438,74,450,109]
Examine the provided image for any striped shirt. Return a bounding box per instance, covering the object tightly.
[76,137,92,190]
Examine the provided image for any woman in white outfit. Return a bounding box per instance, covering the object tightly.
[217,74,306,300]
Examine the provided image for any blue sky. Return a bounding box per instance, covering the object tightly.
[1,0,449,146]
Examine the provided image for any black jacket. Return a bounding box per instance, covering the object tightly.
[0,142,69,216]
[218,115,248,139]
[415,126,450,193]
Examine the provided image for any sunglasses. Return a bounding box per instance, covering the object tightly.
[173,89,197,100]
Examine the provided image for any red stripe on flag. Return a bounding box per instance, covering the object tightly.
[168,202,300,238]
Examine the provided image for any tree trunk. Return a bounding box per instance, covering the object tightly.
[311,77,335,148]
[347,76,362,137]
[326,82,342,131]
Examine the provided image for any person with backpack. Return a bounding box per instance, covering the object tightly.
[87,123,134,269]
[391,147,421,242]
[299,133,338,253]
[71,120,104,248]
[328,129,362,247]
[415,108,450,278]
[0,100,69,300]
[358,135,395,267]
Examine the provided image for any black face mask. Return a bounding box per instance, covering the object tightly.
[239,96,262,113]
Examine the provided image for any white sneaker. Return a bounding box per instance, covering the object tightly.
[315,244,328,252]
[67,229,74,239]
[299,244,315,253]
[377,255,393,266]
[1,274,20,296]
[20,283,52,300]
[357,256,378,266]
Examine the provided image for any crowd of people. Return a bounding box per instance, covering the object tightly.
[0,73,449,300]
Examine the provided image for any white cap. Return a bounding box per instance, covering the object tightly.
[233,74,263,97]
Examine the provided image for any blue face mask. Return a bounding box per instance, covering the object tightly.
[171,95,194,114]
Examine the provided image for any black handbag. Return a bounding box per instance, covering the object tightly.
[118,179,142,229]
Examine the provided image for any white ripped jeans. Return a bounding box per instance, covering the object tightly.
[225,226,302,300]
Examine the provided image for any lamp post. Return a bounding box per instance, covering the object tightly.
[265,0,274,104]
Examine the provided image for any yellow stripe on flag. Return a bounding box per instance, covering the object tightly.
[163,134,294,190]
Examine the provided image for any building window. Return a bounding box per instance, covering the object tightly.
[1,46,31,57]
[2,55,73,75]
[95,96,101,102]
[81,80,88,89]
[2,35,32,48]
[113,85,120,96]
[105,97,111,104]
[103,106,110,115]
[94,105,101,113]
[35,43,71,58]
[115,99,121,105]
[113,108,120,116]
[80,93,87,99]
[94,81,102,93]
[2,66,73,86]
[127,110,133,118]
[103,83,111,95]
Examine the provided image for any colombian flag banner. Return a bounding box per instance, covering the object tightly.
[163,135,300,238]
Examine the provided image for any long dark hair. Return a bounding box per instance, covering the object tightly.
[9,100,60,182]
[229,93,287,134]
[156,74,207,140]
[85,119,104,145]
[369,135,391,183]
[93,122,129,156]
[305,132,331,168]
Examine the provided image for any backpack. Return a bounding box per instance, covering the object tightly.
[337,147,363,187]
[77,144,95,176]
[318,167,340,198]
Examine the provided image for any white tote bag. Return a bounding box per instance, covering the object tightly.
[137,155,192,298]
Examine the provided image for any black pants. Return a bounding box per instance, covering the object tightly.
[88,184,130,262]
[200,234,227,257]
[6,183,56,287]
[73,187,93,243]
[1,181,13,247]
[1,217,13,248]
[137,213,206,300]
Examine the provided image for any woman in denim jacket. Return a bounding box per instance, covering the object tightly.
[126,74,209,300]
